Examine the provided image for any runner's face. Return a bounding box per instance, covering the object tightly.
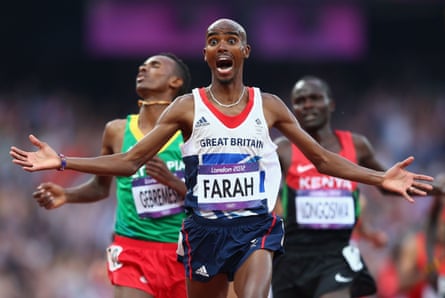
[136,55,177,94]
[291,80,332,131]
[204,20,250,83]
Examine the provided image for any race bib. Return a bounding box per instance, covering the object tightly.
[295,190,355,229]
[132,175,184,218]
[197,162,263,210]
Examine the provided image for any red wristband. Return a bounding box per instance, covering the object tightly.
[58,153,66,171]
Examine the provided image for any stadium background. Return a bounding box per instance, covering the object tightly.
[1,1,444,297]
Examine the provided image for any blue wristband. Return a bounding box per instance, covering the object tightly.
[58,153,66,171]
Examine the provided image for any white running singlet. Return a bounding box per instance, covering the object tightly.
[181,87,281,220]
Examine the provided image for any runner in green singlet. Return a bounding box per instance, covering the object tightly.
[32,53,191,298]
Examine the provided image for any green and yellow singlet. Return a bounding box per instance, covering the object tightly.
[115,114,186,243]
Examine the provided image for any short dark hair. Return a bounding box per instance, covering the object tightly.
[160,52,191,97]
[299,75,332,99]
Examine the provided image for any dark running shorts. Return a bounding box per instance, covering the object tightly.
[272,245,376,298]
[178,213,284,282]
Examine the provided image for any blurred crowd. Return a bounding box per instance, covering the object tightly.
[0,88,115,298]
[0,75,444,297]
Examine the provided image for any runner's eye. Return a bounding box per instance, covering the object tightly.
[292,97,305,107]
[228,37,237,45]
[208,39,218,46]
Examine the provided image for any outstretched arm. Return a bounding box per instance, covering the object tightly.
[32,119,122,209]
[11,127,173,176]
[264,93,434,202]
[10,97,190,177]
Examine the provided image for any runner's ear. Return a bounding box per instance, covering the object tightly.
[170,76,184,90]
[242,45,251,59]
